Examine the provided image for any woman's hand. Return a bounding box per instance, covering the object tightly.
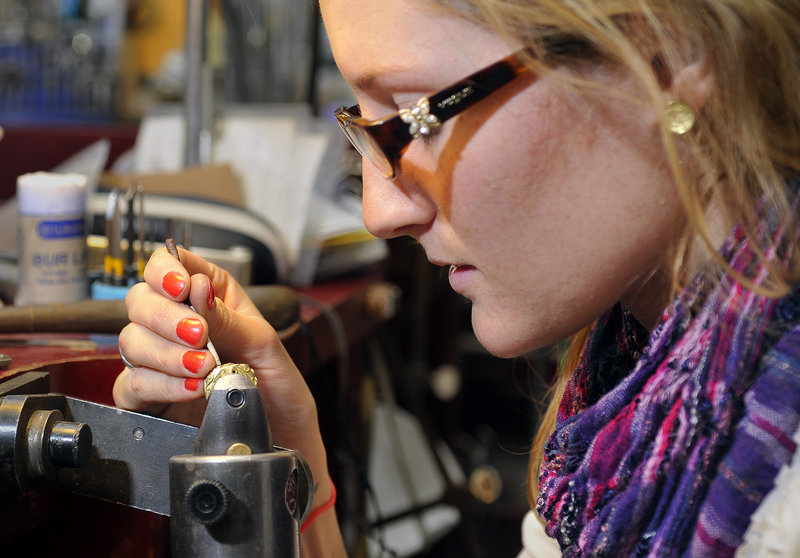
[112,246,325,469]
[113,245,348,555]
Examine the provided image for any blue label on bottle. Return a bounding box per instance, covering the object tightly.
[37,218,85,239]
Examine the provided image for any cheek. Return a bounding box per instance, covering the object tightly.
[446,96,557,230]
[452,89,680,355]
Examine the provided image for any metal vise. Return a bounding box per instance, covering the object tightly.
[0,371,313,557]
[170,372,313,557]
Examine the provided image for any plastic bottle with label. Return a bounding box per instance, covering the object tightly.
[16,171,89,305]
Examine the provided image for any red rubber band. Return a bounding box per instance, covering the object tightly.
[300,478,337,533]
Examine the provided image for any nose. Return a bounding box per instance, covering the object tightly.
[360,160,436,239]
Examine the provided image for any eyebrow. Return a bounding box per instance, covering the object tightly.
[350,64,428,95]
[351,70,381,93]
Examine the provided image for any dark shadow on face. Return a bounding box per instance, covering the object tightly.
[395,71,541,218]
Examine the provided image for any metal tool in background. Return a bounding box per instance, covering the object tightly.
[125,182,147,281]
[0,370,314,557]
[100,183,148,289]
[103,188,125,286]
[87,191,289,286]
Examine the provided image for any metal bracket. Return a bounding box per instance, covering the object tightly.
[0,371,196,515]
[0,370,315,557]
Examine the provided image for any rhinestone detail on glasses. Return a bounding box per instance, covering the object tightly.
[399,97,441,138]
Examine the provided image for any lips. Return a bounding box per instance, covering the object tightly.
[449,263,474,274]
[447,264,476,293]
[426,257,475,288]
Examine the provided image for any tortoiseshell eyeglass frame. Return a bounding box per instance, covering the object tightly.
[334,48,533,180]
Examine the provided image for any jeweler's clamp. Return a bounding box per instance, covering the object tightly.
[0,370,314,557]
[171,372,314,557]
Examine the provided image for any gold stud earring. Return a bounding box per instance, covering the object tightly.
[665,100,695,135]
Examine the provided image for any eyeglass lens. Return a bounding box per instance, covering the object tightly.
[340,119,395,178]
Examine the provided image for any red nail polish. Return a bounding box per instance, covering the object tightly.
[207,282,216,310]
[184,378,202,391]
[176,318,204,345]
[163,271,186,298]
[182,351,206,374]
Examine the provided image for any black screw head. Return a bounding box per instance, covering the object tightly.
[186,479,231,525]
[226,388,246,408]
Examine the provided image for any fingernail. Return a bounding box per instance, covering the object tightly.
[207,282,216,310]
[176,318,204,345]
[184,378,202,391]
[182,350,206,374]
[163,271,186,298]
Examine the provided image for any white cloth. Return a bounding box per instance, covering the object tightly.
[518,421,800,558]
[517,510,561,558]
[735,421,800,558]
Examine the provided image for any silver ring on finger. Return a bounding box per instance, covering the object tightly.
[119,347,136,369]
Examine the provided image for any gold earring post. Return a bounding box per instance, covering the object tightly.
[665,100,696,135]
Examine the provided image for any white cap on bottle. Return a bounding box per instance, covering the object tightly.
[17,171,89,216]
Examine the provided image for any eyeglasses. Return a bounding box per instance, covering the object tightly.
[334,48,532,179]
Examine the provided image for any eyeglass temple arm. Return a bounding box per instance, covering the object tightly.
[352,51,531,171]
[428,52,529,123]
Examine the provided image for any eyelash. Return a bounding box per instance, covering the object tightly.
[396,98,417,110]
[417,132,436,146]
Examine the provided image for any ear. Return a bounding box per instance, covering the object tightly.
[665,54,715,112]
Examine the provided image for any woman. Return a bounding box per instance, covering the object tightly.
[114,0,800,556]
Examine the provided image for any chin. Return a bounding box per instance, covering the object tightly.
[471,302,572,358]
[471,315,540,359]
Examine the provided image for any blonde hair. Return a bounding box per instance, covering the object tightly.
[440,0,800,510]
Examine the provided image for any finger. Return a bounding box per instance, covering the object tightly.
[187,273,218,315]
[126,283,210,349]
[113,366,205,410]
[201,291,289,371]
[142,247,191,302]
[119,322,217,379]
[162,245,236,303]
[174,247,227,285]
[144,247,261,321]
[181,273,270,366]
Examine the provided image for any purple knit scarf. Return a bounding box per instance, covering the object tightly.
[537,225,800,556]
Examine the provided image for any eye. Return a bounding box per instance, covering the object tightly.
[355,96,397,122]
[394,93,427,111]
[396,100,415,111]
[417,132,436,146]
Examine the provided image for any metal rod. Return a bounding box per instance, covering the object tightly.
[184,0,208,167]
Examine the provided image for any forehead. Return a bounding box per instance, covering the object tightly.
[320,0,512,88]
